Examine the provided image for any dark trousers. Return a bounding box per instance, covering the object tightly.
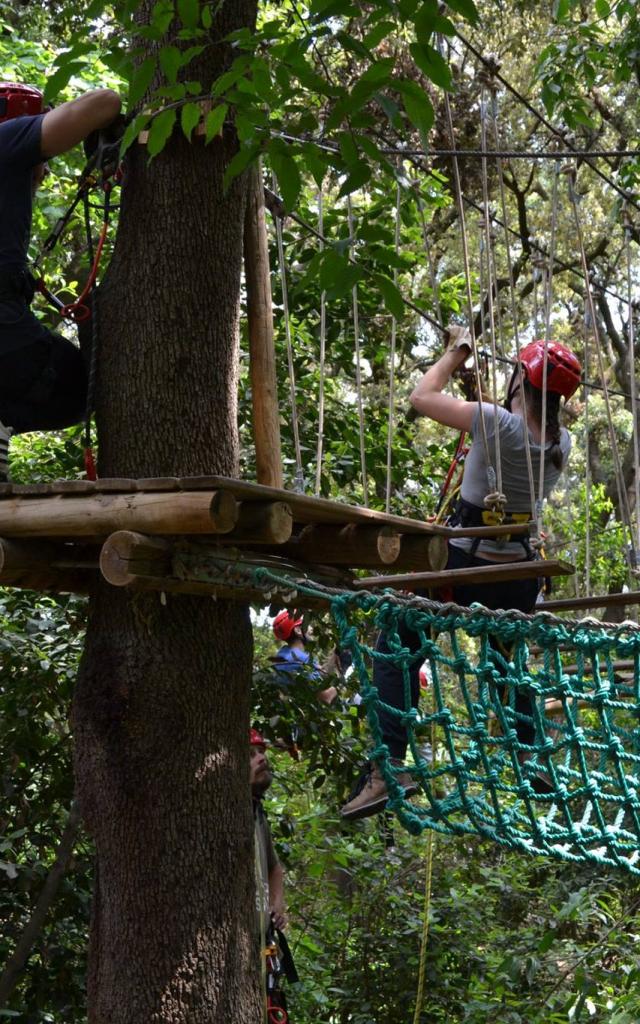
[0,296,88,433]
[375,543,540,760]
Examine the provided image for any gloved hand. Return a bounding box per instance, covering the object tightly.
[83,113,130,177]
[445,323,473,354]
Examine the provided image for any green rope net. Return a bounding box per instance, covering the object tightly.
[247,565,640,875]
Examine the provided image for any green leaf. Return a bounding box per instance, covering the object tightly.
[204,103,227,143]
[270,149,302,211]
[202,4,212,28]
[373,273,405,319]
[120,113,151,157]
[223,142,261,192]
[553,0,570,19]
[181,101,201,140]
[444,0,479,25]
[410,43,453,90]
[177,0,199,28]
[302,144,328,189]
[415,0,438,41]
[364,20,397,48]
[128,57,156,107]
[338,162,372,198]
[146,108,176,159]
[159,44,182,84]
[43,61,85,103]
[398,79,434,133]
[151,0,175,35]
[595,0,610,16]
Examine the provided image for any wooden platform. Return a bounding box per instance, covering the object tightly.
[0,476,574,604]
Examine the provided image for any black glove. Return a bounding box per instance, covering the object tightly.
[83,113,129,177]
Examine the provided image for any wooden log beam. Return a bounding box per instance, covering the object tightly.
[390,534,449,573]
[354,559,574,593]
[0,538,97,593]
[244,160,283,489]
[285,524,402,567]
[0,490,238,538]
[220,501,292,545]
[99,533,344,606]
[535,591,640,613]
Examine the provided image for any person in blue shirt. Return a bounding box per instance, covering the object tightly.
[272,610,338,705]
[0,81,122,480]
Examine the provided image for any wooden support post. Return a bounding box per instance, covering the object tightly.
[220,501,293,545]
[0,538,96,593]
[99,532,343,606]
[0,490,238,538]
[286,524,402,567]
[390,534,449,572]
[244,159,283,489]
[100,532,172,588]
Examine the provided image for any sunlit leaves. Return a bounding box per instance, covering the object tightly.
[146,107,176,157]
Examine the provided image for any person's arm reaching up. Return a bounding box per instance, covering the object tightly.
[41,89,122,160]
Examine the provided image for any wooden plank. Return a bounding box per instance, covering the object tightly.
[136,478,182,492]
[535,591,640,613]
[220,501,293,545]
[100,531,172,587]
[244,159,283,488]
[354,559,574,592]
[95,479,140,493]
[0,490,238,538]
[171,476,530,537]
[391,534,449,572]
[284,524,402,567]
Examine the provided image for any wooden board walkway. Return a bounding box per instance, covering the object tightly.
[0,476,575,605]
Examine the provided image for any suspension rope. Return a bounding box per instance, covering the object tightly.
[272,174,305,492]
[565,165,636,579]
[479,80,505,513]
[415,181,444,329]
[623,204,640,565]
[535,160,562,533]
[385,178,401,514]
[489,81,537,524]
[583,306,592,597]
[315,187,327,497]
[453,26,640,217]
[440,49,496,498]
[347,195,370,506]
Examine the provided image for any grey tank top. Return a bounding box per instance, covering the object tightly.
[450,403,571,557]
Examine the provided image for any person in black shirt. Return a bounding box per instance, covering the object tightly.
[0,81,122,479]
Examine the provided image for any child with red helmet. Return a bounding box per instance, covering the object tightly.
[272,610,338,705]
[341,328,581,820]
[0,80,121,480]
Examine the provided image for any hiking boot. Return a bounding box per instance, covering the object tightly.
[340,761,418,821]
[0,422,12,482]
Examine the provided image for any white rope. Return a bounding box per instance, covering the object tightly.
[479,86,505,511]
[583,307,592,596]
[489,85,537,524]
[385,178,401,514]
[315,186,327,497]
[416,187,443,329]
[273,172,305,492]
[440,53,495,495]
[623,205,640,564]
[347,195,370,507]
[566,166,636,577]
[535,160,561,533]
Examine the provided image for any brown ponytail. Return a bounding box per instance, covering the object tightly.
[523,380,564,470]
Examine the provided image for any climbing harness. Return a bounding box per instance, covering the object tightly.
[264,919,298,1024]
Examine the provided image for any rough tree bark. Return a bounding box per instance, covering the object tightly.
[71,2,262,1021]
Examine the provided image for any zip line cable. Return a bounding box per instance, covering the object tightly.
[453,27,640,217]
[347,194,370,507]
[315,186,327,497]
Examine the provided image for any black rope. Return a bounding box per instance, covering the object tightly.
[454,27,640,216]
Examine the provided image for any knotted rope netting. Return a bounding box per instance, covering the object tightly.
[248,564,640,875]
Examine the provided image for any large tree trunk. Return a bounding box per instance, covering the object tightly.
[72,2,262,1021]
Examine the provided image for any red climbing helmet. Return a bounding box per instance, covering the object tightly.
[518,340,582,399]
[250,728,268,748]
[0,82,43,124]
[273,610,304,642]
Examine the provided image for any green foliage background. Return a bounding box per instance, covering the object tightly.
[2,0,640,1021]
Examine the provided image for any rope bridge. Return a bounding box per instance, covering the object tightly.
[254,566,640,874]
